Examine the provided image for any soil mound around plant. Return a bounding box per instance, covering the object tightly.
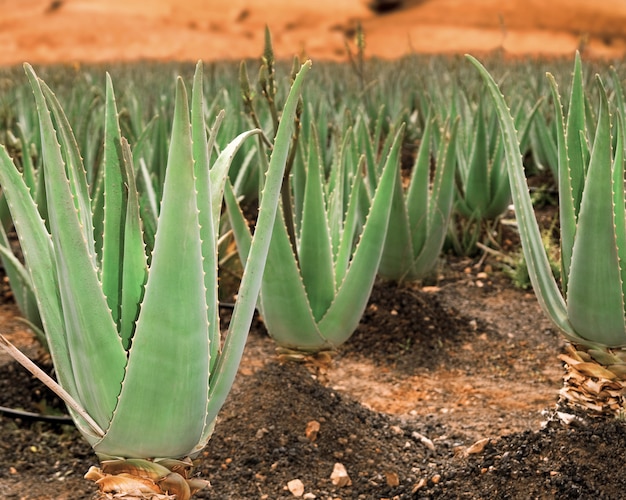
[0,264,625,499]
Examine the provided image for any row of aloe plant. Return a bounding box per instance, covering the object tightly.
[1,47,626,498]
[0,44,478,497]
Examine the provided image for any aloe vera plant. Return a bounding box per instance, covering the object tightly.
[378,112,459,282]
[226,119,401,353]
[0,59,311,498]
[469,52,626,418]
[449,88,539,256]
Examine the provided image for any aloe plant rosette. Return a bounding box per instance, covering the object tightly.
[469,53,626,419]
[0,60,311,499]
[226,123,401,353]
[378,114,458,282]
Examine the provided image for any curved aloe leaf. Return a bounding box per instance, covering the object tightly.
[566,78,625,346]
[25,64,127,430]
[467,55,578,342]
[95,78,210,458]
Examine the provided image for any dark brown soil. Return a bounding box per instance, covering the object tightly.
[0,254,625,499]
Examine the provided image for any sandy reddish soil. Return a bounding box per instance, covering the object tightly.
[2,0,626,66]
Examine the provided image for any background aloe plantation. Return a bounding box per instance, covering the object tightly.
[2,2,626,499]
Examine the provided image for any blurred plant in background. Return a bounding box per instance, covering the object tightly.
[447,85,537,256]
[377,111,458,282]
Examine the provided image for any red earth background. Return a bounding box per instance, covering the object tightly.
[2,0,626,66]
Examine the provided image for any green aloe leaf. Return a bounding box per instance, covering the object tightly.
[206,60,314,423]
[96,78,209,459]
[566,52,587,214]
[100,73,147,346]
[25,64,126,430]
[612,113,626,319]
[298,126,335,321]
[191,62,220,366]
[547,73,577,296]
[464,99,489,214]
[379,119,428,280]
[566,78,625,346]
[467,55,577,342]
[38,79,96,264]
[259,211,326,350]
[333,165,365,288]
[410,117,458,278]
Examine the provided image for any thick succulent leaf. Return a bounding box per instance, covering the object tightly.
[326,131,350,257]
[378,124,413,280]
[38,77,96,265]
[612,113,626,315]
[101,74,128,332]
[137,158,158,234]
[291,124,310,235]
[483,138,511,219]
[377,159,412,280]
[96,79,209,458]
[547,73,576,295]
[316,124,400,346]
[334,165,365,288]
[406,116,434,254]
[258,212,326,350]
[356,113,379,195]
[464,98,490,213]
[467,56,577,341]
[410,118,458,279]
[26,65,126,429]
[14,124,38,198]
[566,79,626,347]
[191,62,220,368]
[204,61,313,432]
[298,126,335,321]
[584,94,597,146]
[566,52,587,215]
[209,129,261,240]
[224,180,253,264]
[118,140,148,350]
